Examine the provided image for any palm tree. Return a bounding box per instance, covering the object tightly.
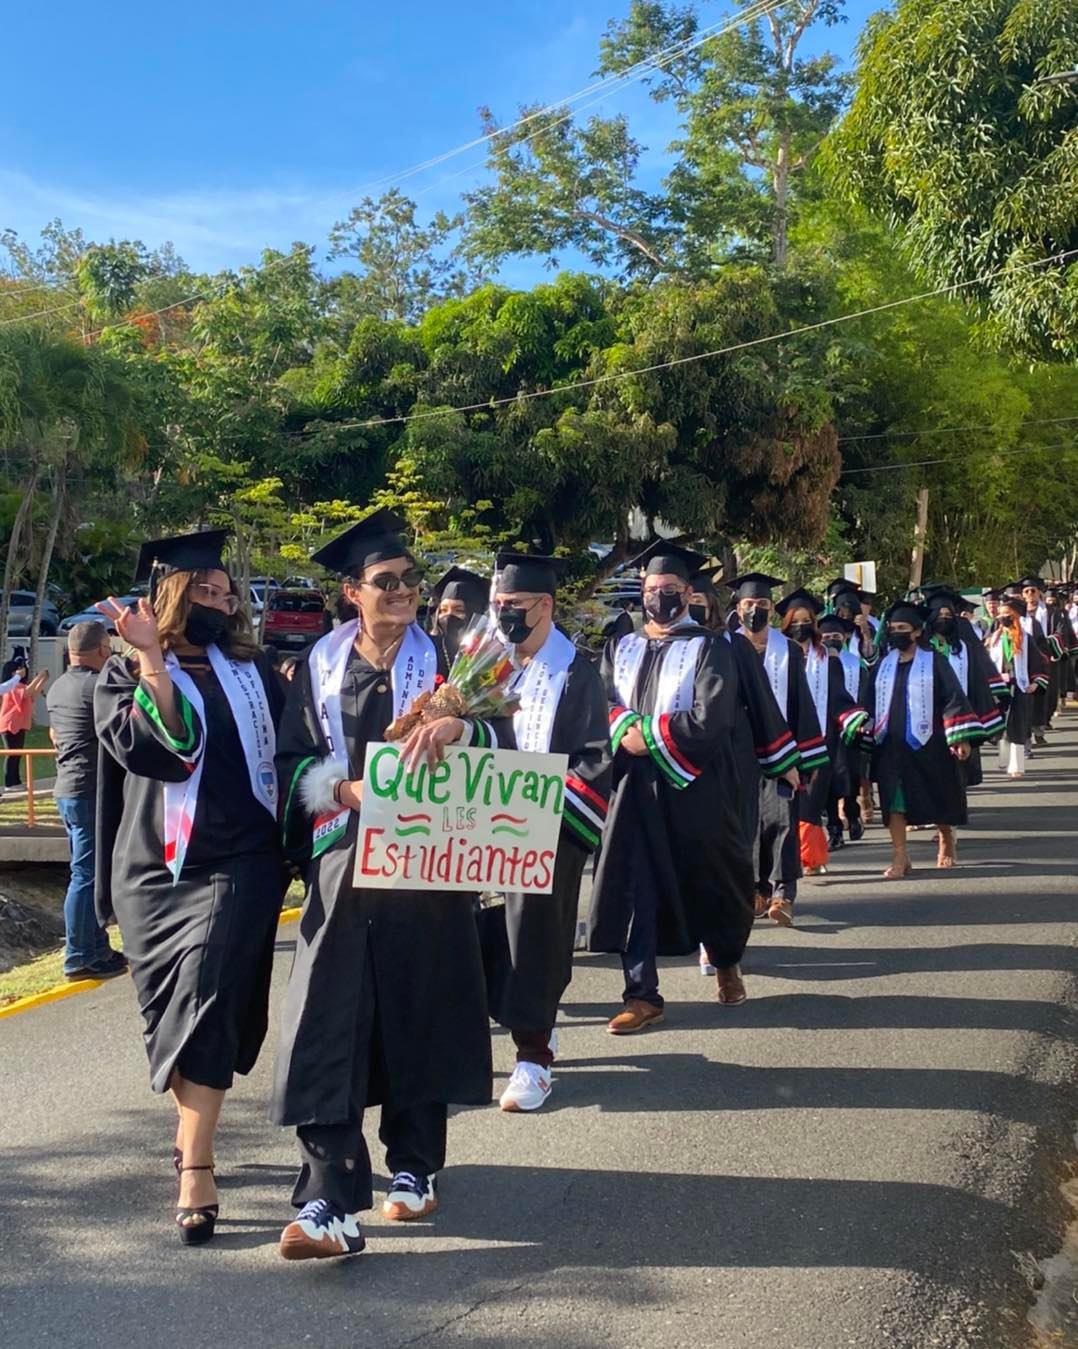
[0,327,142,664]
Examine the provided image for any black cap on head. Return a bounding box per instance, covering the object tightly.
[494,552,565,597]
[925,588,963,612]
[774,587,823,619]
[1000,593,1026,615]
[824,577,851,597]
[1015,574,1045,592]
[857,590,876,605]
[885,600,928,627]
[430,566,488,614]
[631,539,709,583]
[134,529,230,586]
[820,613,855,636]
[728,572,785,601]
[981,587,1001,600]
[830,588,862,615]
[311,508,410,576]
[689,564,725,591]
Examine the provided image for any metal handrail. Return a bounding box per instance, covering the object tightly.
[0,748,58,828]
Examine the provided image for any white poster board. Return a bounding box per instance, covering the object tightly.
[353,743,569,893]
[843,561,877,592]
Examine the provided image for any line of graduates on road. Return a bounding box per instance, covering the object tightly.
[87,518,1077,1262]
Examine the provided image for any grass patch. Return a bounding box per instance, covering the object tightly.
[0,796,61,827]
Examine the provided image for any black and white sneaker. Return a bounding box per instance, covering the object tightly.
[279,1199,366,1259]
[382,1172,438,1221]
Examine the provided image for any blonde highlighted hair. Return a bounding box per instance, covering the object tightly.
[153,569,259,661]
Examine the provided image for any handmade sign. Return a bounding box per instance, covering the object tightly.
[353,742,569,893]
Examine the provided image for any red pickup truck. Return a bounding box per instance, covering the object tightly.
[261,589,332,652]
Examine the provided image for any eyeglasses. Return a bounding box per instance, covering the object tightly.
[643,584,687,597]
[188,582,239,614]
[361,567,425,593]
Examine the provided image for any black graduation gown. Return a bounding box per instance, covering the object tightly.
[1041,606,1071,722]
[587,625,755,967]
[984,624,1048,744]
[750,636,828,893]
[799,652,868,825]
[271,650,492,1127]
[864,651,978,827]
[726,632,800,843]
[491,651,612,1031]
[94,652,286,1095]
[931,625,1003,788]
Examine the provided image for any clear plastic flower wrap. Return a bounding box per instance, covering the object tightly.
[385,615,519,740]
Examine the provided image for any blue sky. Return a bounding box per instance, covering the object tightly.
[0,0,883,284]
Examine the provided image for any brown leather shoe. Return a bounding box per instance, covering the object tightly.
[716,964,747,1006]
[753,892,769,918]
[606,999,665,1034]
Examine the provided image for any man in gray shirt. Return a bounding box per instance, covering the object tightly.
[46,621,127,981]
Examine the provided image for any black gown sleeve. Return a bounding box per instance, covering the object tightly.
[275,657,332,867]
[934,652,982,746]
[785,641,829,773]
[731,634,799,778]
[93,654,204,782]
[827,655,870,744]
[559,653,613,852]
[961,633,1005,736]
[635,636,739,789]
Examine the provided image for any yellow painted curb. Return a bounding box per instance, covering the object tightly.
[0,904,305,1022]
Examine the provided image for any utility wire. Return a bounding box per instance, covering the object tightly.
[839,438,1078,477]
[838,415,1078,443]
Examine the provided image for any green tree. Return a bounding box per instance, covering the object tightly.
[825,0,1078,361]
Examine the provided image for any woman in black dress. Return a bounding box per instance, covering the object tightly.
[862,602,979,880]
[95,531,285,1246]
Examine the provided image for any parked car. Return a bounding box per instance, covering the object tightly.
[262,588,332,652]
[59,587,148,636]
[281,576,317,590]
[5,589,61,636]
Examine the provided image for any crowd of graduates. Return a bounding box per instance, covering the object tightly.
[84,518,1077,1259]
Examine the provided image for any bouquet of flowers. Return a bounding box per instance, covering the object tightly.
[385,615,520,740]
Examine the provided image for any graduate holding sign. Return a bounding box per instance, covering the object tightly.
[94,531,286,1248]
[487,553,612,1112]
[272,510,492,1261]
[588,541,757,1028]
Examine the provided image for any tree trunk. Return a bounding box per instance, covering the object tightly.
[909,487,930,590]
[0,460,41,656]
[773,134,790,268]
[30,456,67,672]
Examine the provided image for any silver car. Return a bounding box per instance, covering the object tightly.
[5,589,61,637]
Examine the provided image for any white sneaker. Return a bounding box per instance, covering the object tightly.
[499,1061,552,1112]
[382,1171,438,1220]
[698,943,716,976]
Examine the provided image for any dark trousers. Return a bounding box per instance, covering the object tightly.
[513,1029,555,1069]
[3,729,24,787]
[294,1103,447,1214]
[620,870,732,1009]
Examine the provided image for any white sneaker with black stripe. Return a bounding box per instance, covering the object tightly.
[382,1172,438,1220]
[279,1199,365,1260]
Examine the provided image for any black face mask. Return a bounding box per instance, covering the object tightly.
[889,630,914,651]
[438,614,466,655]
[688,603,709,626]
[931,615,954,636]
[744,607,769,633]
[184,603,230,648]
[787,621,814,642]
[498,605,534,646]
[644,591,686,624]
[822,636,845,651]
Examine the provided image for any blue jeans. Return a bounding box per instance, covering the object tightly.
[57,797,110,973]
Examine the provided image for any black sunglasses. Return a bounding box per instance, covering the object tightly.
[361,567,425,593]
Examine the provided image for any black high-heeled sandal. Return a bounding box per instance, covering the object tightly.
[176,1165,219,1247]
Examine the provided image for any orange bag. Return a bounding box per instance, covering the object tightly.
[799,821,829,870]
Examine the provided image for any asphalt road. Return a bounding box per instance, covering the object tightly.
[2,722,1077,1349]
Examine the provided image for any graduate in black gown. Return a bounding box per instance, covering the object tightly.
[1018,575,1067,741]
[985,593,1049,777]
[272,511,493,1261]
[588,542,758,1026]
[731,575,828,928]
[94,532,286,1247]
[922,587,1005,801]
[774,590,869,881]
[818,614,870,849]
[427,565,489,676]
[862,602,980,879]
[483,553,612,1112]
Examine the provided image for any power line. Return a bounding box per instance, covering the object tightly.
[306,248,1078,433]
[0,0,783,339]
[837,415,1078,443]
[839,438,1078,477]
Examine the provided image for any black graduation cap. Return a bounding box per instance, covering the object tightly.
[1014,574,1045,591]
[884,600,929,627]
[494,552,565,597]
[774,587,823,619]
[981,587,1001,599]
[824,577,851,597]
[689,564,726,591]
[311,508,410,576]
[1000,592,1027,614]
[429,566,488,613]
[956,596,977,614]
[924,588,963,612]
[857,590,876,606]
[728,572,785,601]
[134,529,230,586]
[830,587,862,615]
[819,613,855,635]
[630,539,709,583]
